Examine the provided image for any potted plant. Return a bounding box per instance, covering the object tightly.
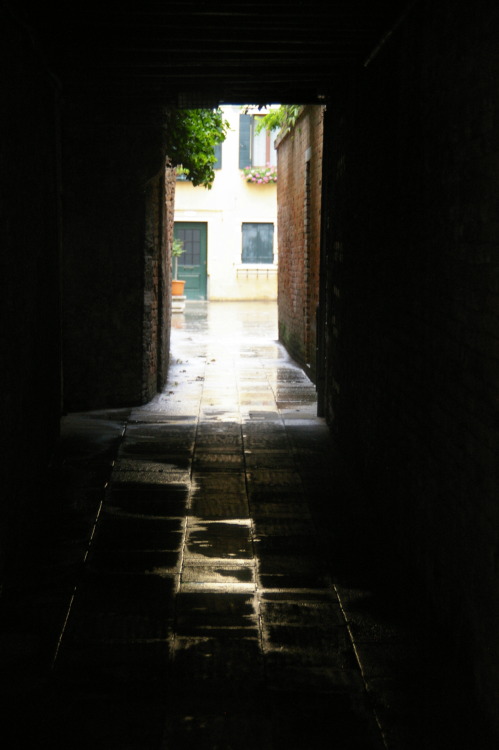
[171,237,186,296]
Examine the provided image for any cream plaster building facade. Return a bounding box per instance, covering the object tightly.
[173,105,278,300]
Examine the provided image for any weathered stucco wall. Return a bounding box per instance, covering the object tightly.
[324,1,499,731]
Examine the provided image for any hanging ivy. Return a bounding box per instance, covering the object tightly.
[254,105,302,138]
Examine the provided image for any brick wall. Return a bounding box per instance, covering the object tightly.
[324,1,499,732]
[142,167,175,402]
[163,167,176,385]
[277,106,324,380]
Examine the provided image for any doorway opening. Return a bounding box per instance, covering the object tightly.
[173,222,208,300]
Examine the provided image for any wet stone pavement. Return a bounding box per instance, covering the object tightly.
[1,301,492,749]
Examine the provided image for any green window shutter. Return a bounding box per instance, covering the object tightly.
[239,114,252,169]
[213,142,222,169]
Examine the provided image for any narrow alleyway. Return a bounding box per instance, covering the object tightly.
[1,302,489,749]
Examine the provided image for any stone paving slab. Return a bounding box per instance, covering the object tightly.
[181,562,256,587]
[63,610,172,641]
[113,457,192,473]
[70,571,176,616]
[171,636,264,690]
[87,548,180,574]
[258,572,334,589]
[253,517,317,535]
[109,469,190,486]
[192,471,247,494]
[246,469,304,489]
[192,451,245,471]
[248,486,308,504]
[259,596,344,626]
[92,515,184,551]
[106,486,189,516]
[243,449,297,469]
[250,501,312,519]
[190,495,250,519]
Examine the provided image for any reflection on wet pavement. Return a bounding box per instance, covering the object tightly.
[3,301,489,749]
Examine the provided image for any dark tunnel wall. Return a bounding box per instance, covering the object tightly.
[323,0,499,729]
[0,14,62,584]
[61,100,173,411]
[0,9,174,586]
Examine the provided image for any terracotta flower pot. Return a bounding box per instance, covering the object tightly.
[172,279,185,296]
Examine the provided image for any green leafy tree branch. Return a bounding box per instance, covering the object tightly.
[165,108,230,189]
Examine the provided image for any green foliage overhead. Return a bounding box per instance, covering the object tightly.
[165,108,229,189]
[254,105,302,138]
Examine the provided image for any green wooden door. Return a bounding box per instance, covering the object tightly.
[173,222,208,300]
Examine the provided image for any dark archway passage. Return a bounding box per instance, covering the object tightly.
[3,302,491,749]
[2,2,499,746]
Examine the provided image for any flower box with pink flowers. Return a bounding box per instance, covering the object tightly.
[242,165,277,184]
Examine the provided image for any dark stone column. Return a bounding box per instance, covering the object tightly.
[61,100,173,410]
